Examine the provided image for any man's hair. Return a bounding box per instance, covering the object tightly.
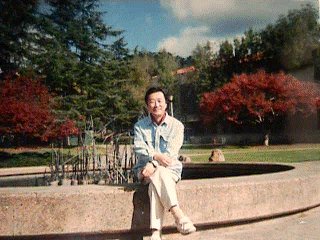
[144,87,167,104]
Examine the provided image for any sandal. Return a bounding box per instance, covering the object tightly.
[176,216,196,235]
[150,235,162,240]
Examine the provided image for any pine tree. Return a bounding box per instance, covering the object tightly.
[34,0,140,131]
[0,0,38,76]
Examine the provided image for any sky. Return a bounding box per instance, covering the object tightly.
[100,0,318,57]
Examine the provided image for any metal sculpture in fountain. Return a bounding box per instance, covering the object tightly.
[48,119,137,186]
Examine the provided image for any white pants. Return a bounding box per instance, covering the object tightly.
[147,166,180,230]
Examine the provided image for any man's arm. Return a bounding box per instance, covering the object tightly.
[165,121,184,156]
[133,123,155,161]
[133,122,157,179]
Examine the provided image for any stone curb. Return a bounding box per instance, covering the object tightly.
[0,162,319,237]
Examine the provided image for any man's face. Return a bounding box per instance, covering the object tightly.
[147,91,167,119]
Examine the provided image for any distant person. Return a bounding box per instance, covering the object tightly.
[133,87,196,240]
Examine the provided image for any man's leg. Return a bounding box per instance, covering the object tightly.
[148,182,164,239]
[148,181,165,230]
[149,166,179,209]
[148,167,178,230]
[149,166,196,235]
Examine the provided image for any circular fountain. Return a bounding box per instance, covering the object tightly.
[1,160,320,239]
[0,129,319,239]
[0,162,294,187]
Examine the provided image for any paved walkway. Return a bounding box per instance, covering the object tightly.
[161,206,320,240]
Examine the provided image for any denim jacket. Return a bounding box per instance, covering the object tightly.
[132,113,184,179]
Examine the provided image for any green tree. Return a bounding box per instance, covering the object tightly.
[260,3,320,70]
[192,41,234,98]
[313,47,320,82]
[33,0,138,131]
[0,0,39,76]
[233,29,264,73]
[192,42,215,96]
[215,40,235,85]
[191,4,320,103]
[129,51,157,107]
[155,49,179,93]
[218,40,234,63]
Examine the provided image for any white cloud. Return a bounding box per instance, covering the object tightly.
[160,0,317,35]
[157,0,317,57]
[157,26,226,57]
[160,0,316,22]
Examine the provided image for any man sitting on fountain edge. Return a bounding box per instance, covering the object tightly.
[133,87,196,240]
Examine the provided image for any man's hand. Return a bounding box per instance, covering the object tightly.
[153,153,172,167]
[141,162,156,178]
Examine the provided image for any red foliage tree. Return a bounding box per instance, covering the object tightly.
[200,70,320,128]
[42,119,79,142]
[317,97,320,108]
[0,74,78,144]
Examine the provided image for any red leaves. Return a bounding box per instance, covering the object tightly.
[41,119,79,142]
[59,119,79,137]
[0,74,53,138]
[200,70,320,125]
[0,73,78,142]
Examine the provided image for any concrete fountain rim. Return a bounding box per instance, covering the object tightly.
[0,161,319,238]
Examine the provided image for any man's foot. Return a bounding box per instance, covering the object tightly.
[150,235,161,240]
[176,216,196,235]
[150,229,162,240]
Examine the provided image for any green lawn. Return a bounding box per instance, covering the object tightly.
[0,145,107,168]
[180,143,320,163]
[0,149,52,168]
[0,143,319,168]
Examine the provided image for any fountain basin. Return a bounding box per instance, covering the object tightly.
[0,162,293,187]
[0,162,319,238]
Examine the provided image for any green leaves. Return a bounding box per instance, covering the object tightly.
[0,0,38,73]
[260,3,319,70]
[31,0,140,131]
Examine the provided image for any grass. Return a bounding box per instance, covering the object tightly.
[0,143,319,168]
[0,150,52,168]
[0,145,108,168]
[180,143,320,163]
